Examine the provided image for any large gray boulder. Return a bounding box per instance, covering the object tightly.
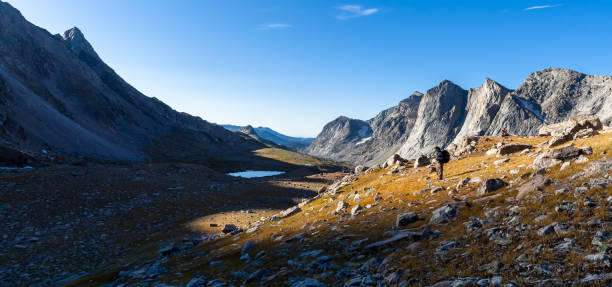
[430,204,458,224]
[414,155,431,168]
[477,179,508,196]
[498,143,532,155]
[447,136,479,157]
[516,175,553,199]
[533,145,593,169]
[396,212,419,227]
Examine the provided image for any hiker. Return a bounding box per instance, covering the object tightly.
[501,128,508,137]
[434,146,450,180]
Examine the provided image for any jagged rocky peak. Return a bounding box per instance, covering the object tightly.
[515,67,612,125]
[454,78,511,140]
[238,125,258,136]
[60,26,101,61]
[304,116,372,161]
[394,80,468,159]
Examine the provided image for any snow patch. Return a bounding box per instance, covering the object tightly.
[356,137,372,146]
[514,96,545,122]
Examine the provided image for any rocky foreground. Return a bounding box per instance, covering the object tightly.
[0,162,344,286]
[69,118,612,286]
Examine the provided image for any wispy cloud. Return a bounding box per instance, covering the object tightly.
[258,23,292,30]
[524,4,562,11]
[336,5,379,20]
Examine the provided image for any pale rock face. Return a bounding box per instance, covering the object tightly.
[454,78,510,140]
[305,93,422,165]
[395,80,468,159]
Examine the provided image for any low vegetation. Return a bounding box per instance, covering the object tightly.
[78,131,612,286]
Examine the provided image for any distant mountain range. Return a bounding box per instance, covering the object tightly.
[305,68,612,166]
[222,125,314,151]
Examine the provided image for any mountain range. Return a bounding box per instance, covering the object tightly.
[222,124,314,151]
[0,1,273,168]
[305,69,612,165]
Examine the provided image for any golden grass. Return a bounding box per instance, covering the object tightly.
[76,133,612,286]
[253,148,338,166]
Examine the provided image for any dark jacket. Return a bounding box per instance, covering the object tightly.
[435,150,445,163]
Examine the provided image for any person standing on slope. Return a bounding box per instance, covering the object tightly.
[434,146,450,180]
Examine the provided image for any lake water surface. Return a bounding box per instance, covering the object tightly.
[228,170,285,178]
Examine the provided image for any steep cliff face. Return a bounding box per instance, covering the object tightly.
[0,2,263,164]
[304,116,372,163]
[307,68,612,165]
[395,81,468,159]
[304,93,422,165]
[454,79,511,141]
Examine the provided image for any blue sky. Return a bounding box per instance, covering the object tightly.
[7,0,612,137]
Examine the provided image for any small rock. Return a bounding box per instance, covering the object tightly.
[396,212,419,227]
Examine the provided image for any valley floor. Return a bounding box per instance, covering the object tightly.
[63,131,612,287]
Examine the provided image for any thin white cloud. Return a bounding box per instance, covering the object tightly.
[258,23,292,30]
[336,5,379,20]
[524,4,562,11]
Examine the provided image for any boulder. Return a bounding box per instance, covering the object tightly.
[547,133,573,147]
[447,136,479,156]
[396,212,419,227]
[538,115,602,136]
[477,179,508,196]
[430,204,457,224]
[539,115,603,147]
[532,145,592,169]
[354,165,367,175]
[538,121,581,137]
[498,143,532,155]
[573,128,598,139]
[222,224,239,234]
[456,177,471,189]
[582,158,612,177]
[350,205,363,216]
[280,206,301,218]
[537,223,558,236]
[414,155,430,168]
[386,154,410,167]
[336,201,348,213]
[516,175,553,199]
[571,114,603,130]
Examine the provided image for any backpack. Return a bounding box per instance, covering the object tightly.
[440,150,450,163]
